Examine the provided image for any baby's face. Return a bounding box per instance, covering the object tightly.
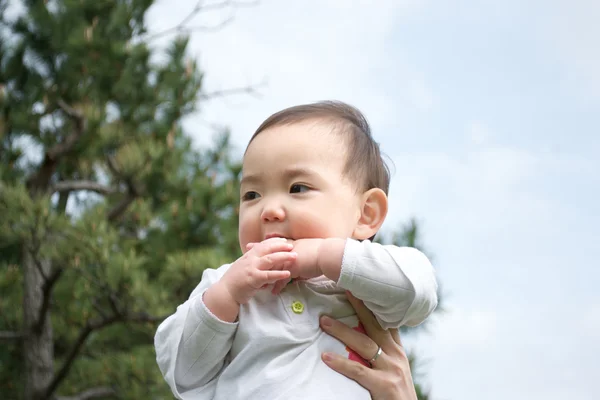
[239,121,363,252]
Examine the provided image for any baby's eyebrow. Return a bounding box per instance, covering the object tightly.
[240,167,321,186]
[240,173,260,186]
[281,166,320,181]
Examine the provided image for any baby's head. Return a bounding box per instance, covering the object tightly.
[239,101,390,252]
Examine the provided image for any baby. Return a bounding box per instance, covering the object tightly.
[155,101,438,399]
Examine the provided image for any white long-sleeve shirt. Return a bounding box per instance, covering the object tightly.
[155,239,438,400]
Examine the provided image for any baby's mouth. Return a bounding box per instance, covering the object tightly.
[264,233,291,240]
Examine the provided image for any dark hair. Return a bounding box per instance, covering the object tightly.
[247,100,391,195]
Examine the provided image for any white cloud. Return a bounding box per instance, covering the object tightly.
[386,141,599,399]
[468,121,489,145]
[434,307,497,347]
[408,79,437,112]
[539,1,600,98]
[385,145,542,226]
[411,302,600,400]
[147,0,437,151]
[581,304,600,339]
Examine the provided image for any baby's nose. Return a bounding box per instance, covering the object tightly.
[261,201,285,222]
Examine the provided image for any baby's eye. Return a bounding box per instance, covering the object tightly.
[290,184,310,194]
[242,191,260,201]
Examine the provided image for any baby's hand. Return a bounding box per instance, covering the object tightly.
[268,238,324,295]
[221,238,296,304]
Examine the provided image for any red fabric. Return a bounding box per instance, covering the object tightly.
[346,322,370,367]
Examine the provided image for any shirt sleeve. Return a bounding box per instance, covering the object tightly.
[154,264,238,399]
[337,239,438,329]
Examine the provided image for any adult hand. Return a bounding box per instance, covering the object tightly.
[320,292,417,400]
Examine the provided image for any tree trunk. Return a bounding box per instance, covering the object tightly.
[23,247,53,400]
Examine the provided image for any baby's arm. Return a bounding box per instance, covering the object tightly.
[319,238,438,329]
[154,266,238,398]
[155,238,295,398]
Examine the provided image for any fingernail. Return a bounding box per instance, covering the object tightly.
[322,352,336,362]
[320,315,333,327]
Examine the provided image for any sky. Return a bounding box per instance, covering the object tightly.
[147,1,600,399]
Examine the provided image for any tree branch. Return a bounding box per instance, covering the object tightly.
[47,99,86,160]
[52,181,116,196]
[42,317,117,398]
[106,192,136,222]
[105,155,120,177]
[198,79,266,101]
[104,155,143,222]
[0,331,25,341]
[107,293,121,315]
[175,14,235,34]
[91,299,109,320]
[26,99,87,193]
[43,311,168,399]
[55,387,116,400]
[145,0,258,41]
[55,172,71,214]
[27,238,49,281]
[126,311,169,324]
[33,267,64,335]
[31,251,49,281]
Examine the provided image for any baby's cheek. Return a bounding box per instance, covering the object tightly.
[293,211,336,238]
[238,218,258,251]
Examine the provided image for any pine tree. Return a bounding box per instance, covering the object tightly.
[0,1,240,398]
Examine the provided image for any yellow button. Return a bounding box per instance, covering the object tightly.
[291,301,304,314]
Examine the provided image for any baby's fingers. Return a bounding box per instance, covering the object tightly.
[251,270,291,288]
[253,237,293,256]
[271,278,291,295]
[258,251,297,270]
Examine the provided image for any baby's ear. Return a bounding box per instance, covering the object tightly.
[353,188,388,240]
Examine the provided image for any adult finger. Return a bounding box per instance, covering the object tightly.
[346,292,391,347]
[390,328,403,347]
[321,352,380,392]
[319,316,381,364]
